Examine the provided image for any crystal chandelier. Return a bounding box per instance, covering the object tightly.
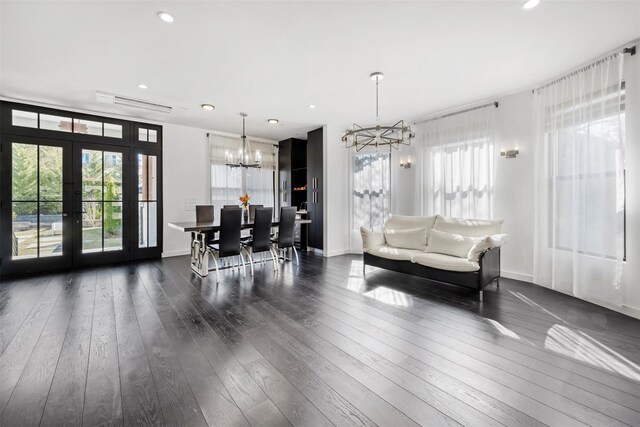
[225,113,262,168]
[342,72,414,151]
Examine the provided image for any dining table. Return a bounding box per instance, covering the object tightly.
[168,217,312,277]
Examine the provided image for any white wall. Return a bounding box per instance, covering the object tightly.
[323,125,350,256]
[162,124,210,257]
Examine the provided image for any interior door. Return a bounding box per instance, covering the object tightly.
[0,137,72,275]
[72,143,130,266]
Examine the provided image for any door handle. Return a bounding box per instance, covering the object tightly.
[62,212,69,217]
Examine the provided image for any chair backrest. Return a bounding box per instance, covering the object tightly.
[249,204,263,221]
[277,206,297,248]
[251,207,273,252]
[196,205,214,223]
[219,207,242,257]
[224,204,239,209]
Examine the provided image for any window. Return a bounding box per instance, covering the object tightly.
[11,109,123,139]
[415,105,495,219]
[546,82,626,259]
[209,134,277,219]
[352,152,390,230]
[138,154,158,248]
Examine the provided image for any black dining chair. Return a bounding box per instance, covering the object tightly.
[192,205,214,261]
[271,206,298,265]
[195,205,214,222]
[224,204,239,209]
[248,204,263,221]
[206,207,248,283]
[242,207,276,274]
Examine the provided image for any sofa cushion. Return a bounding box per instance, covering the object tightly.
[433,215,503,237]
[413,253,480,272]
[425,229,481,258]
[384,227,427,250]
[360,226,386,253]
[385,215,437,240]
[467,236,493,262]
[490,233,509,248]
[368,244,423,262]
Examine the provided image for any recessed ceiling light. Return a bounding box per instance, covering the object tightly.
[307,104,316,109]
[201,104,215,111]
[521,0,540,10]
[157,11,174,23]
[138,83,148,89]
[267,118,279,124]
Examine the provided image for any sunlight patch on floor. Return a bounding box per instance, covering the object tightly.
[484,318,521,340]
[363,287,409,307]
[509,290,566,323]
[544,324,640,381]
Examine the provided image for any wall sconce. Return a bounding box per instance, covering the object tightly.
[500,148,519,159]
[399,157,411,169]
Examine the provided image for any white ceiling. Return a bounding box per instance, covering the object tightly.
[1,1,639,141]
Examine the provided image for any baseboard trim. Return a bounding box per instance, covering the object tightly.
[162,249,190,258]
[501,270,533,283]
[325,248,348,257]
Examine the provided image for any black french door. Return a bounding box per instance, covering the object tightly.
[0,101,163,276]
[72,143,131,267]
[0,137,73,274]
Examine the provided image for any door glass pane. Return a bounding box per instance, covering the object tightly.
[138,202,148,248]
[12,202,38,259]
[148,129,157,143]
[82,150,103,200]
[104,202,123,251]
[39,146,63,201]
[73,119,102,136]
[82,201,102,253]
[40,114,72,132]
[12,143,37,200]
[39,202,63,257]
[148,155,157,199]
[12,110,38,128]
[104,152,122,201]
[104,123,123,139]
[138,128,148,142]
[148,202,157,247]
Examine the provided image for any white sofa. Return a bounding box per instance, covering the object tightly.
[361,215,507,299]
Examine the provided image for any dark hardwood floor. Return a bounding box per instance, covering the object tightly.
[1,252,639,426]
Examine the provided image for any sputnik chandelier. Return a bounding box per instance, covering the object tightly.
[342,72,414,151]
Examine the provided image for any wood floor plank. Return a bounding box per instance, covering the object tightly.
[0,273,67,413]
[127,267,209,427]
[112,267,164,427]
[1,272,78,427]
[1,252,639,427]
[286,265,640,422]
[40,271,96,427]
[82,269,123,426]
[135,265,256,427]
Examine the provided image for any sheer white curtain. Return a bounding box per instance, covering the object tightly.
[352,152,390,231]
[209,134,277,219]
[415,106,495,219]
[533,53,626,306]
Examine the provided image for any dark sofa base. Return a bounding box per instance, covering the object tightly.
[363,247,501,299]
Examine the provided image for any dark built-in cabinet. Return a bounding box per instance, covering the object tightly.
[306,128,323,250]
[278,138,306,209]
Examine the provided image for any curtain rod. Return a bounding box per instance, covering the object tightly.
[414,101,498,124]
[206,132,279,147]
[532,45,635,94]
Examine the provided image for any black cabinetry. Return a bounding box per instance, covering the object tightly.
[306,128,323,250]
[278,138,307,208]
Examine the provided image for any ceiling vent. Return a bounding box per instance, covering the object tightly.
[95,91,173,113]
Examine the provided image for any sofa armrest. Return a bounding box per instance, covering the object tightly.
[478,247,501,289]
[360,226,385,253]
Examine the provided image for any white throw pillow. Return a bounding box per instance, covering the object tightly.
[467,236,492,261]
[425,229,481,259]
[360,226,385,253]
[384,227,427,250]
[433,215,504,237]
